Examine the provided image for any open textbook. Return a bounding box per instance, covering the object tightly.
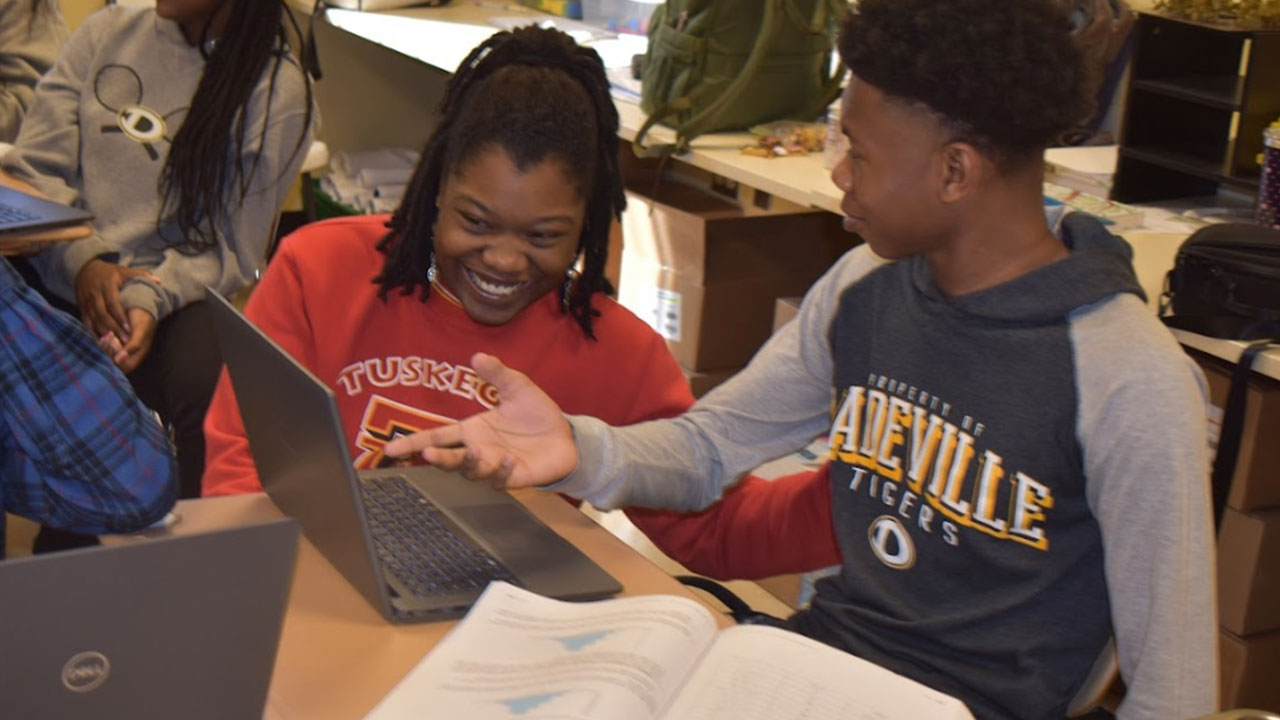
[366,582,974,720]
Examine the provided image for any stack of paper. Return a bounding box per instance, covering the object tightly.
[319,148,419,215]
[1044,145,1118,196]
[1043,183,1146,231]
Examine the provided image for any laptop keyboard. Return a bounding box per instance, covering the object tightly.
[0,202,38,225]
[359,475,515,598]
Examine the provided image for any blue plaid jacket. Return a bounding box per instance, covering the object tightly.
[0,256,176,556]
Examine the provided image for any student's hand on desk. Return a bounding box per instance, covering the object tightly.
[384,353,578,490]
[75,259,159,340]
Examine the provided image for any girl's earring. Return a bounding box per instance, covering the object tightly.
[561,268,579,309]
[426,256,438,284]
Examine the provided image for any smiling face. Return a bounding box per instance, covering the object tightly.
[432,145,586,326]
[830,77,955,260]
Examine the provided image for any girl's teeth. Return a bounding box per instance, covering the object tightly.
[468,269,521,296]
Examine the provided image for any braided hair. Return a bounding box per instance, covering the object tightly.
[374,26,623,340]
[159,0,314,254]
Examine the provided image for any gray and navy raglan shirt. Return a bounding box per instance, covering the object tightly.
[2,5,313,321]
[558,212,1218,720]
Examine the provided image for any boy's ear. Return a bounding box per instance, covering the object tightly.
[938,141,982,203]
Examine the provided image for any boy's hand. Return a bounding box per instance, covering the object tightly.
[383,353,578,490]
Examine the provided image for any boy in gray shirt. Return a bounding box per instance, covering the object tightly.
[388,1,1217,718]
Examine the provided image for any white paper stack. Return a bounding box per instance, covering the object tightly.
[1043,145,1118,196]
[319,148,420,215]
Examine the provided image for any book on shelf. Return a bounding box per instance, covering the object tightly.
[365,581,975,720]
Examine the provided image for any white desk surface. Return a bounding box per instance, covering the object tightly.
[300,0,1278,382]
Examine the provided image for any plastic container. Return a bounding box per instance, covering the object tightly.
[1258,121,1280,230]
[822,99,848,170]
[581,0,655,34]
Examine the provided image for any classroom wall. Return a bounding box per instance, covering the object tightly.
[305,16,446,153]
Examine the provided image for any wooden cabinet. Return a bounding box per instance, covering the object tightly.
[1112,12,1280,204]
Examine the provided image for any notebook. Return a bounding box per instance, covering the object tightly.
[0,184,92,234]
[0,519,299,720]
[205,290,622,623]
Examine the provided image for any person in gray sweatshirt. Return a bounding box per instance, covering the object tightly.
[385,1,1217,719]
[0,0,66,142]
[2,0,314,503]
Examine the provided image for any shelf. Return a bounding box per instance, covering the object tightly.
[1120,146,1260,190]
[1131,75,1244,109]
[1114,13,1280,203]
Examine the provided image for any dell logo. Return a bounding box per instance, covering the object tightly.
[62,651,111,693]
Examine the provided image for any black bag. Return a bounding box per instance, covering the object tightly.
[1160,223,1280,528]
[1160,222,1280,341]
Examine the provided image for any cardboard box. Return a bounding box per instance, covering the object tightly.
[1193,351,1280,512]
[1218,507,1280,636]
[682,365,740,399]
[774,296,802,333]
[621,184,851,285]
[621,253,824,370]
[1220,627,1280,711]
[618,182,854,370]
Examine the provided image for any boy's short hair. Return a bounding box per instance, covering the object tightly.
[838,0,1088,167]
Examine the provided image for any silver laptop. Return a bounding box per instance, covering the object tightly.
[0,184,93,233]
[206,290,621,623]
[0,519,299,719]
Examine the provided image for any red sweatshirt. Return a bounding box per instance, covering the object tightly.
[202,215,839,579]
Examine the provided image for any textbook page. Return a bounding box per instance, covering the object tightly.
[366,582,975,720]
[663,624,975,720]
[364,582,719,720]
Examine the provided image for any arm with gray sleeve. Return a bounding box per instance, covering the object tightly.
[554,248,886,510]
[1071,294,1218,720]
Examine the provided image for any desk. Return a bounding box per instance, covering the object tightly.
[0,167,93,254]
[125,493,729,720]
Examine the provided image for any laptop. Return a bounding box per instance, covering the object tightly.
[0,519,299,720]
[205,290,621,623]
[0,184,93,234]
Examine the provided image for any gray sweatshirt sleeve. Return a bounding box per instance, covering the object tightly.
[0,1,67,143]
[1071,294,1218,720]
[553,246,886,511]
[1,5,90,204]
[118,67,315,319]
[2,12,118,291]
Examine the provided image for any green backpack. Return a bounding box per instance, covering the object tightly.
[637,0,847,155]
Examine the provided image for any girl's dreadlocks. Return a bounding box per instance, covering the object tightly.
[374,26,624,340]
[159,0,314,254]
